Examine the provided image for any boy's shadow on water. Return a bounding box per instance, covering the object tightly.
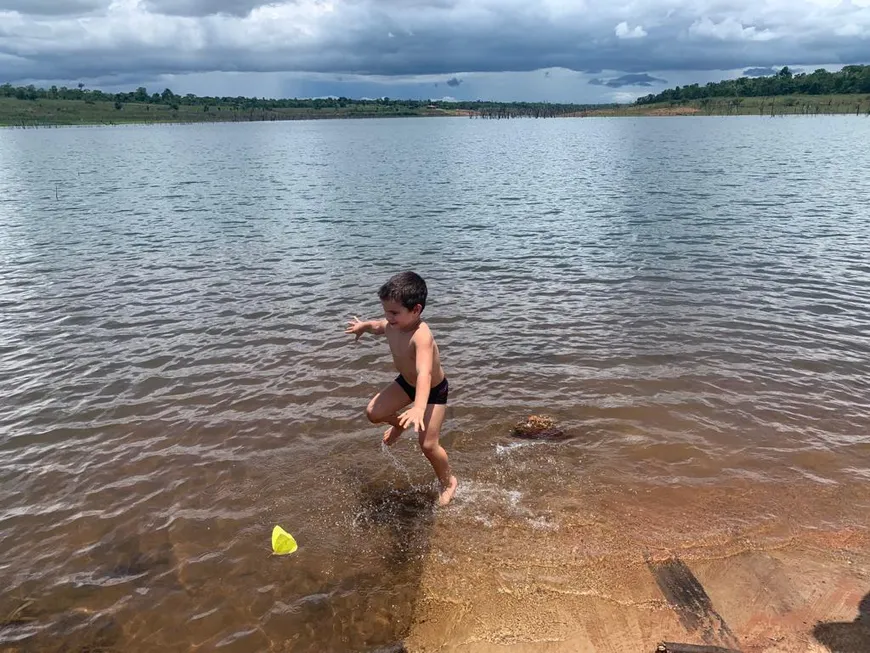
[347,477,439,653]
[353,480,437,571]
[814,592,870,653]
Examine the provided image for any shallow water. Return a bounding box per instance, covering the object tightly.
[1,116,869,651]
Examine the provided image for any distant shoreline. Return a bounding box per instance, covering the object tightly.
[1,93,868,128]
[581,93,870,118]
[0,112,470,129]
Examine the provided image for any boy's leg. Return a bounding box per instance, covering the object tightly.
[366,381,411,445]
[418,404,458,506]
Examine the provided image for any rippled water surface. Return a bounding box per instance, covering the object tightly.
[1,116,869,652]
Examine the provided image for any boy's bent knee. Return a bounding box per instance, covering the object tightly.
[365,406,377,423]
[419,439,439,456]
[365,400,381,424]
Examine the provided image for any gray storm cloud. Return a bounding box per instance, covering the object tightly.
[0,0,104,14]
[0,0,868,83]
[589,73,668,87]
[141,0,269,17]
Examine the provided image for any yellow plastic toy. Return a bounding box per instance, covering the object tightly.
[271,525,298,555]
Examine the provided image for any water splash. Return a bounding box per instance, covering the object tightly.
[495,441,540,456]
[380,442,413,484]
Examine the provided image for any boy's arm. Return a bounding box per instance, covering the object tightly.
[346,317,387,340]
[398,330,434,433]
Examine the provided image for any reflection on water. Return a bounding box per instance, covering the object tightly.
[0,116,869,651]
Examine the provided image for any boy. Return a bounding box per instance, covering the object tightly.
[346,271,458,506]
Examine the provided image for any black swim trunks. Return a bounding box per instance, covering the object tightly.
[395,375,449,405]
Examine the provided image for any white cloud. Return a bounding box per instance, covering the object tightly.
[688,17,777,42]
[615,21,647,39]
[612,90,641,103]
[0,0,868,99]
[835,24,863,37]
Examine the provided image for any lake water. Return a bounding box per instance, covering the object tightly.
[1,116,869,652]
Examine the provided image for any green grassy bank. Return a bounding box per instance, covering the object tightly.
[2,93,868,127]
[0,97,469,127]
[584,94,870,117]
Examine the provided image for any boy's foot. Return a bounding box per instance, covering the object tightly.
[383,425,404,446]
[438,476,458,506]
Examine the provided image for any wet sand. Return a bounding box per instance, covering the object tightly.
[406,480,870,652]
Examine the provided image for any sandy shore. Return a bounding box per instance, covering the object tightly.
[404,481,870,652]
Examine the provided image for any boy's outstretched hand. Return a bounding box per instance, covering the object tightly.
[398,405,426,433]
[345,316,366,341]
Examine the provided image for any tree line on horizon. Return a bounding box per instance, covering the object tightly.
[636,65,870,105]
[0,82,595,115]
[6,65,866,116]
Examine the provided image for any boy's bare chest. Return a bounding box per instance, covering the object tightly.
[386,331,414,360]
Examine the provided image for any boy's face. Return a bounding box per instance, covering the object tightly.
[381,299,421,329]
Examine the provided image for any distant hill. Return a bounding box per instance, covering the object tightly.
[636,65,870,105]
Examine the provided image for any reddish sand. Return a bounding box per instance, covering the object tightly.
[404,481,870,652]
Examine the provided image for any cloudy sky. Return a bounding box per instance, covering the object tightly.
[1,0,868,103]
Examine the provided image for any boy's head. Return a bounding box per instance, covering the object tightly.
[378,271,427,328]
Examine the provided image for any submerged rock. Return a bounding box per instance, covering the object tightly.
[510,415,567,441]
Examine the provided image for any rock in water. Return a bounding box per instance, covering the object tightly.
[511,415,566,441]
